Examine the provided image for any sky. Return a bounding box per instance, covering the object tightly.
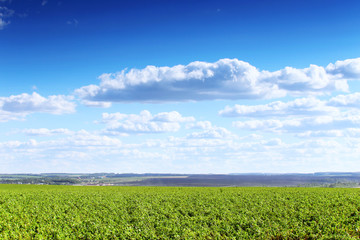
[1,0,360,173]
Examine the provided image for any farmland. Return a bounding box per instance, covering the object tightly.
[1,172,360,187]
[1,185,360,239]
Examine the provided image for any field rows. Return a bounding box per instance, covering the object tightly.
[0,185,360,239]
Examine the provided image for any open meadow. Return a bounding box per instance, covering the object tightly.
[0,184,360,239]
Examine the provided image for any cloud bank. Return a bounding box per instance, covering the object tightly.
[220,92,360,118]
[186,121,236,139]
[219,97,337,118]
[232,114,360,133]
[21,128,73,136]
[100,110,195,134]
[2,128,359,173]
[76,58,360,104]
[0,92,76,122]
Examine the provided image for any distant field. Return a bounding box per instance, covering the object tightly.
[0,185,360,239]
[2,173,360,187]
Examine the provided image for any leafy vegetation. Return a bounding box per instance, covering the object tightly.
[0,185,360,239]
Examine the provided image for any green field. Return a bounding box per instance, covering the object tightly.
[0,185,360,239]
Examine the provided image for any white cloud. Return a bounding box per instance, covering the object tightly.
[76,58,282,103]
[81,100,112,108]
[186,121,213,130]
[233,113,360,133]
[0,110,26,122]
[326,58,360,80]
[0,18,7,29]
[21,128,73,136]
[1,127,360,173]
[220,91,360,137]
[0,92,76,122]
[152,111,195,122]
[59,130,123,147]
[261,64,348,94]
[187,127,236,139]
[233,119,291,132]
[219,97,338,117]
[296,128,360,138]
[100,110,195,134]
[8,130,123,149]
[328,92,360,108]
[2,58,360,173]
[186,121,236,139]
[0,6,14,30]
[76,58,360,104]
[0,92,75,114]
[186,127,235,139]
[262,138,283,146]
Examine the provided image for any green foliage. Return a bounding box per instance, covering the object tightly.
[0,185,359,239]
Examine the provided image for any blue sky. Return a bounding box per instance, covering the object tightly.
[1,0,360,173]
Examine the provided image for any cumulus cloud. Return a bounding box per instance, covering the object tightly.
[187,127,235,139]
[219,97,338,118]
[76,59,282,103]
[328,92,360,108]
[0,92,75,114]
[225,92,360,139]
[0,92,76,122]
[59,130,123,147]
[220,91,360,118]
[326,58,360,80]
[185,120,236,139]
[261,64,348,94]
[186,121,236,139]
[186,121,213,130]
[100,110,195,134]
[76,58,360,104]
